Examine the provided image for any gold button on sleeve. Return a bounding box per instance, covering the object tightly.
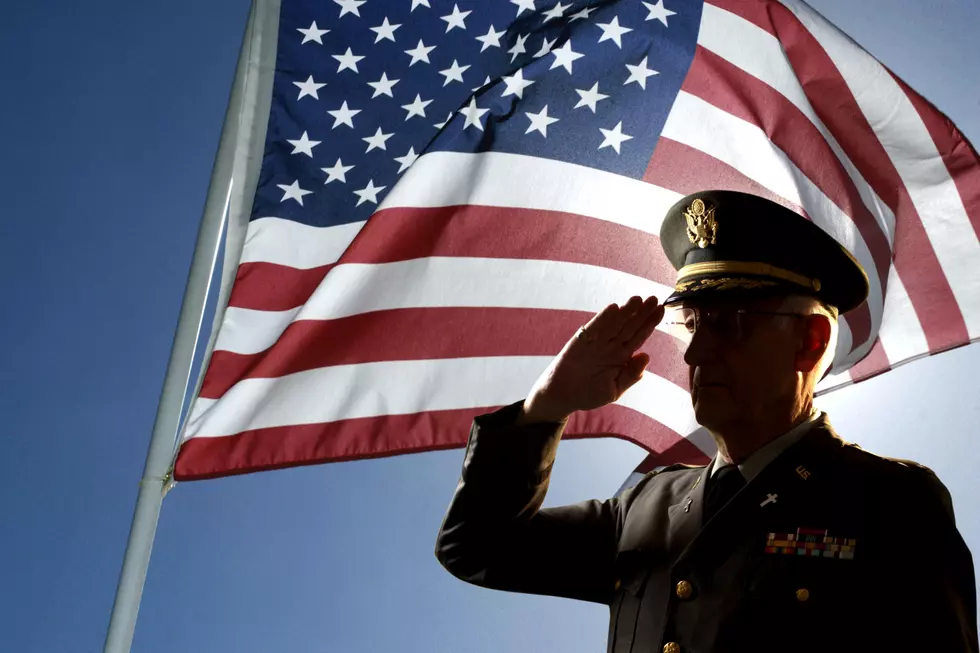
[675,580,693,600]
[663,642,681,653]
[796,588,810,602]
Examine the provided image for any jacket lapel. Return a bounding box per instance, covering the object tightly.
[671,417,840,567]
[665,464,711,563]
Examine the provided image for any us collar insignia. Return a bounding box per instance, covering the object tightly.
[684,198,718,248]
[765,528,856,560]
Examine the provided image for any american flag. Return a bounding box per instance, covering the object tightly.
[172,0,980,481]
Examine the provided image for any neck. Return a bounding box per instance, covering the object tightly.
[712,396,813,464]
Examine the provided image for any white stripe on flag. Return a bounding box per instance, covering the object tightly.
[781,0,980,338]
[214,257,674,356]
[241,217,364,269]
[184,355,695,439]
[876,265,931,363]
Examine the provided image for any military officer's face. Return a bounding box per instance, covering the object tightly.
[679,294,818,432]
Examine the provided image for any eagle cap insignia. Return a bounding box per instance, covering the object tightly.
[684,198,718,248]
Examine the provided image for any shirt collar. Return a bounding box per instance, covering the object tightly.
[708,409,821,483]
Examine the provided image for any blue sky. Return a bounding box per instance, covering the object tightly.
[1,1,977,651]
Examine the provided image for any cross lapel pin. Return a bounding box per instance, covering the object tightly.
[760,493,778,508]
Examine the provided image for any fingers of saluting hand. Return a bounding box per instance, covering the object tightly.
[584,295,661,348]
[617,296,663,351]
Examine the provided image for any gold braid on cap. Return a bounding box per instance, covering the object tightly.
[676,261,821,292]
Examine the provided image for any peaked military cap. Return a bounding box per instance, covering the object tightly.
[659,190,869,313]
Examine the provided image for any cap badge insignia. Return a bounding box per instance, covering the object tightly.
[684,199,718,248]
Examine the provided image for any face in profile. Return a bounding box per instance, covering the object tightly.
[669,295,808,432]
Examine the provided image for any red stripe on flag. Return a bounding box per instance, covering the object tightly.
[846,336,891,384]
[228,205,676,312]
[199,307,690,400]
[230,261,333,313]
[887,70,980,240]
[643,136,807,216]
[763,1,969,353]
[632,437,712,475]
[174,402,708,481]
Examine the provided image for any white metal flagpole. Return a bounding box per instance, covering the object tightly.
[101,1,278,650]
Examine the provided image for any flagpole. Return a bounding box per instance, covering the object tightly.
[102,3,260,652]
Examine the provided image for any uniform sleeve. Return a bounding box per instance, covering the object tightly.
[885,467,978,652]
[434,399,633,606]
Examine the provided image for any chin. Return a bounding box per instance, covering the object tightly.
[692,388,734,429]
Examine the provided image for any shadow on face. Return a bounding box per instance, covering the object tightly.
[681,295,805,432]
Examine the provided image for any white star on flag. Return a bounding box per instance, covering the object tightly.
[501,69,535,99]
[404,39,435,66]
[334,0,365,18]
[524,105,559,137]
[475,25,505,52]
[550,40,584,74]
[297,21,329,44]
[410,0,430,10]
[401,94,432,120]
[541,1,569,23]
[598,121,632,154]
[596,16,633,48]
[367,72,400,98]
[441,4,471,32]
[362,127,394,152]
[321,158,354,184]
[574,82,609,113]
[508,33,529,62]
[534,36,557,59]
[333,47,365,73]
[642,0,676,26]
[625,56,658,89]
[277,180,313,205]
[458,96,489,131]
[370,17,401,43]
[434,112,453,129]
[439,59,470,85]
[511,0,535,17]
[394,146,419,173]
[293,75,326,100]
[570,6,594,20]
[327,101,361,128]
[287,131,321,157]
[353,179,386,206]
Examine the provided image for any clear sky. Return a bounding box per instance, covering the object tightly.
[1,1,978,651]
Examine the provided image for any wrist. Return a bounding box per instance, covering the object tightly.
[516,398,571,425]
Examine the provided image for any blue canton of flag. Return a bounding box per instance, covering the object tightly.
[253,0,703,228]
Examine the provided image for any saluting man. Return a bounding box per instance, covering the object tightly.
[435,190,978,653]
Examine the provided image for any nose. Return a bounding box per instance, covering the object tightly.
[683,323,718,367]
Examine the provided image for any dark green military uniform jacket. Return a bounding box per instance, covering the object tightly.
[436,399,978,653]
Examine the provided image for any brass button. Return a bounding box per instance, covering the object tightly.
[614,578,621,591]
[796,588,810,602]
[675,579,694,600]
[663,643,681,653]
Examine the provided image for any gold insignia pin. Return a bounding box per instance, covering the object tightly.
[796,465,811,480]
[684,198,718,248]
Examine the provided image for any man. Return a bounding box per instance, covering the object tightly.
[435,190,978,652]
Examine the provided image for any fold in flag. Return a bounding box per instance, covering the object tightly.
[173,0,980,481]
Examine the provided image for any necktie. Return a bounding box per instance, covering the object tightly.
[703,464,746,524]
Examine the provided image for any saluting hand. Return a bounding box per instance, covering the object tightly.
[518,295,665,424]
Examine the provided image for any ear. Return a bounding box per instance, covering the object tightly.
[795,314,832,373]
